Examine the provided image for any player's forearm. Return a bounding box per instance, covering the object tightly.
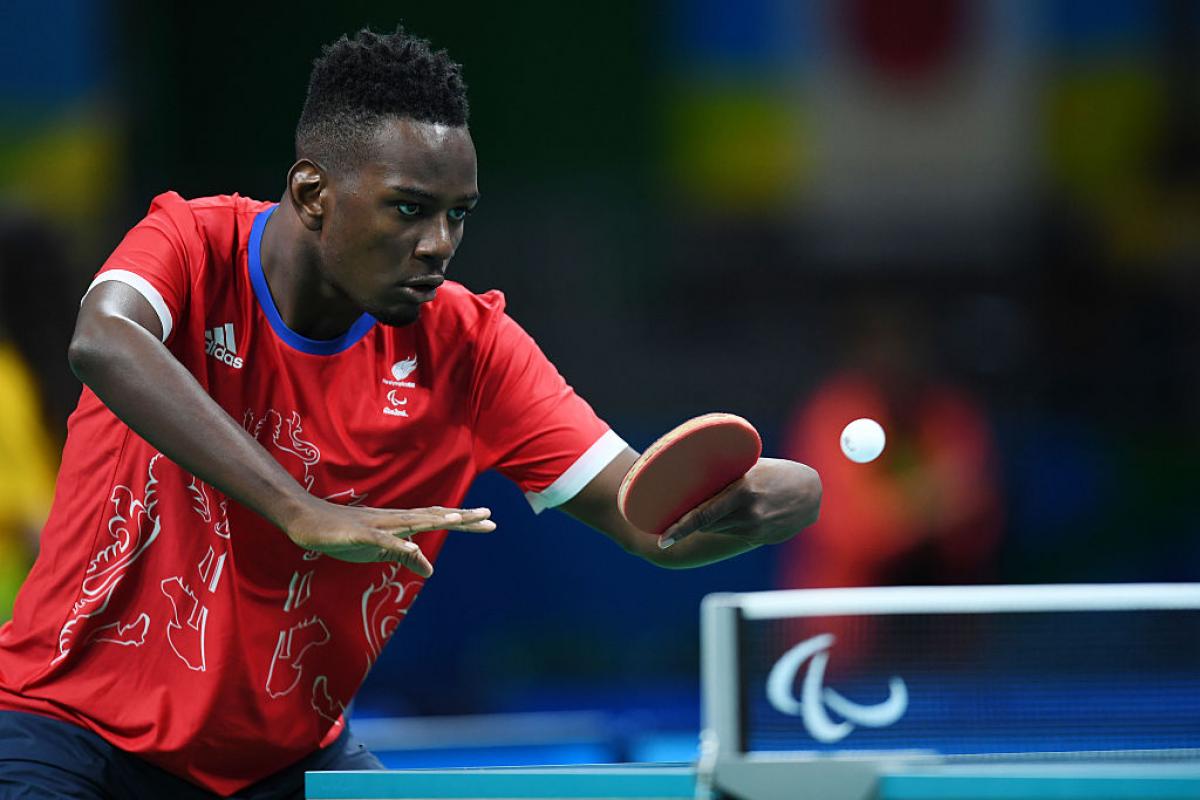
[68,314,316,529]
[562,482,761,569]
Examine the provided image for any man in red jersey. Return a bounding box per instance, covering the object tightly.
[0,27,821,798]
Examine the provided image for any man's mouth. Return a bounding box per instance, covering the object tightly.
[403,275,445,290]
[396,275,444,303]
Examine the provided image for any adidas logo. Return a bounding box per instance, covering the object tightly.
[205,323,244,369]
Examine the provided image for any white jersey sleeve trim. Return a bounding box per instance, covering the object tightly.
[83,270,174,342]
[524,429,629,514]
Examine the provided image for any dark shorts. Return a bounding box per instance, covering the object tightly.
[0,709,382,799]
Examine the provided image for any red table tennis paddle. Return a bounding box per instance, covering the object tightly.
[617,413,762,538]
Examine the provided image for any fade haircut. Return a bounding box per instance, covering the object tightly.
[295,26,469,170]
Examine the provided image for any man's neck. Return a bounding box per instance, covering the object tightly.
[260,200,364,341]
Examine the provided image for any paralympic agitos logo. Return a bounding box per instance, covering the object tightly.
[765,634,908,743]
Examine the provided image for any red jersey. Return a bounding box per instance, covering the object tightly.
[0,193,623,794]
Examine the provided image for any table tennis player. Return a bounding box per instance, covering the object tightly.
[0,26,821,799]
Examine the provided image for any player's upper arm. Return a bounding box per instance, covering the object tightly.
[76,279,167,341]
[68,281,176,387]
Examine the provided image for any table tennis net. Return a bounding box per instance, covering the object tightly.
[727,592,1200,758]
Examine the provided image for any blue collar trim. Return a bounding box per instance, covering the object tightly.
[248,204,377,356]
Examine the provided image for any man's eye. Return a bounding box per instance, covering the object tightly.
[397,203,421,217]
[448,208,471,222]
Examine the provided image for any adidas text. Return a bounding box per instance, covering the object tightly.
[205,324,245,369]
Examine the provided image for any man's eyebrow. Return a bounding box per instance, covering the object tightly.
[387,184,480,204]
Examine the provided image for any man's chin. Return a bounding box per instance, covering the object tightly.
[370,305,422,327]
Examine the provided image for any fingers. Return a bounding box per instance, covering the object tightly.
[657,481,744,550]
[292,503,495,570]
[450,507,492,523]
[443,508,495,533]
[370,532,434,577]
[373,506,495,537]
[452,519,497,533]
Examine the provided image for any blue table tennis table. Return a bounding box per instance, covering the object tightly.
[307,760,1200,799]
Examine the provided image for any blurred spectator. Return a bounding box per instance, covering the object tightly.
[0,212,79,620]
[776,300,1003,596]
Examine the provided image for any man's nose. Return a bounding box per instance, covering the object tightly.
[415,217,455,263]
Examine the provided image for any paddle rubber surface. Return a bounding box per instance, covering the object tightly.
[617,413,762,536]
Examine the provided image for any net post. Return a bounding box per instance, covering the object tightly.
[699,593,742,799]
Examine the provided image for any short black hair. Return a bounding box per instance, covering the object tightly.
[295,26,469,168]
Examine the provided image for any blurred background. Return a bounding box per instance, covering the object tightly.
[1,0,1198,766]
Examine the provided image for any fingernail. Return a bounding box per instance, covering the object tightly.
[658,536,675,550]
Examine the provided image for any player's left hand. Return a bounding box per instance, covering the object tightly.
[657,457,821,549]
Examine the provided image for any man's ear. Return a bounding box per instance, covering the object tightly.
[287,159,326,231]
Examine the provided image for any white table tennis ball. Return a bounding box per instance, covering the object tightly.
[840,418,886,463]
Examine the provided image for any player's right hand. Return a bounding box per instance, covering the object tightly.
[282,500,495,575]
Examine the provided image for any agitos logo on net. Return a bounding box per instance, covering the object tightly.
[766,633,908,744]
